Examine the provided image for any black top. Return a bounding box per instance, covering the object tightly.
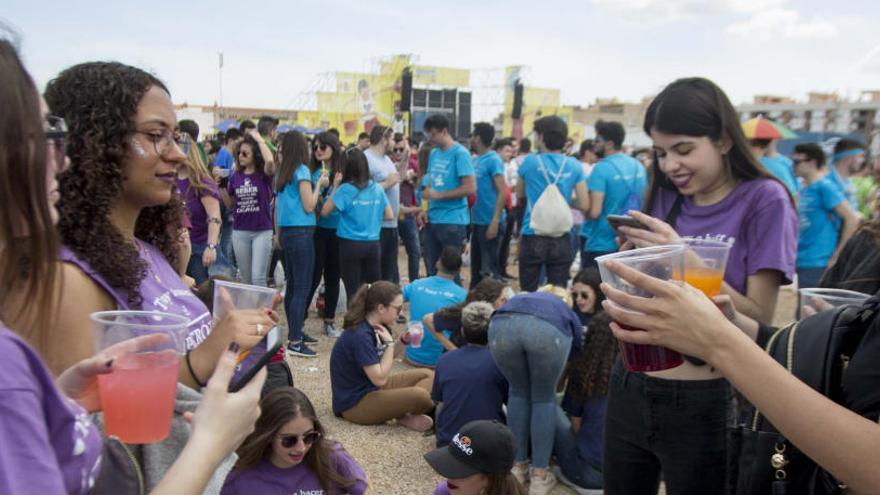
[820,229,880,295]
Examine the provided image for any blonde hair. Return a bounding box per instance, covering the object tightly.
[538,284,572,307]
[181,142,214,191]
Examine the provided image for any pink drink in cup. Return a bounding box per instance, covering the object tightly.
[407,321,424,348]
[92,311,189,444]
[597,245,686,372]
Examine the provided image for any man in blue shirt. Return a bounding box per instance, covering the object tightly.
[516,116,589,292]
[420,114,475,277]
[582,120,647,268]
[827,138,866,208]
[750,139,799,196]
[792,143,861,288]
[469,122,507,288]
[403,247,468,367]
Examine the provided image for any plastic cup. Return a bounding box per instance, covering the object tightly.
[91,311,190,444]
[407,321,424,348]
[798,288,870,315]
[597,245,686,372]
[682,238,732,298]
[212,279,277,320]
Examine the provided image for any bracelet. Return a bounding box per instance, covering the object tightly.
[382,340,395,346]
[207,217,222,225]
[185,351,206,388]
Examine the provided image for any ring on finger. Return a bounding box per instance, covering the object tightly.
[256,323,264,337]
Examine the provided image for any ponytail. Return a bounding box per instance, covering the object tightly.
[342,281,401,330]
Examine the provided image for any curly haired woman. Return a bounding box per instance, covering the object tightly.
[42,62,275,491]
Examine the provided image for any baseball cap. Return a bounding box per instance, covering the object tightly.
[424,420,516,479]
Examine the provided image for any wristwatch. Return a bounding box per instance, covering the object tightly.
[206,243,217,250]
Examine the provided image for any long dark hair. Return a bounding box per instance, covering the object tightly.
[234,388,361,493]
[235,135,266,174]
[45,61,181,310]
[571,267,604,314]
[275,131,310,192]
[310,131,343,177]
[435,278,505,328]
[0,36,60,349]
[565,311,618,402]
[342,147,371,189]
[342,281,401,330]
[642,77,794,213]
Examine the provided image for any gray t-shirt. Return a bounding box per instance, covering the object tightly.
[365,148,400,228]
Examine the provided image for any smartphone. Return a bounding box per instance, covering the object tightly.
[607,214,648,234]
[228,325,282,393]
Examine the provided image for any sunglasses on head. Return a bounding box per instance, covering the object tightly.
[279,431,321,448]
[571,291,591,300]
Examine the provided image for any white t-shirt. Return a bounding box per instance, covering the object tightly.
[365,148,400,228]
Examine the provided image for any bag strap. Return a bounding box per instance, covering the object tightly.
[664,194,685,228]
[536,154,565,187]
[609,159,637,196]
[751,320,800,431]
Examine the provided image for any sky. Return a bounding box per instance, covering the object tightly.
[6,0,880,119]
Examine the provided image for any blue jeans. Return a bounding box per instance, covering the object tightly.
[280,227,315,343]
[399,214,421,281]
[470,223,505,289]
[554,407,603,489]
[232,229,273,286]
[797,267,826,289]
[219,203,236,270]
[488,313,572,469]
[424,223,467,276]
[187,243,210,286]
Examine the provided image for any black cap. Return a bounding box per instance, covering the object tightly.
[424,420,515,479]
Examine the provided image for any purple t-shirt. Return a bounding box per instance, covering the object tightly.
[227,170,274,231]
[651,179,798,293]
[60,240,214,351]
[433,480,453,495]
[0,326,103,494]
[177,177,221,245]
[220,444,367,495]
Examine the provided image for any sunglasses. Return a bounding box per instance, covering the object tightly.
[279,431,322,448]
[571,291,591,300]
[45,115,68,166]
[393,147,406,153]
[238,151,250,157]
[314,143,330,152]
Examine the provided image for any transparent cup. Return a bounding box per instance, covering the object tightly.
[91,311,190,444]
[407,321,424,348]
[597,245,686,372]
[799,288,870,315]
[682,238,732,298]
[212,280,279,383]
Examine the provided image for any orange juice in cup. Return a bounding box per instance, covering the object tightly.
[683,238,731,298]
[685,267,725,297]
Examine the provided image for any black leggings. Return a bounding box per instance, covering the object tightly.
[338,238,381,305]
[306,227,341,320]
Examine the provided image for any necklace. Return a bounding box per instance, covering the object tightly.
[138,241,162,283]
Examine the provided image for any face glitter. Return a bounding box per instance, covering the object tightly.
[130,137,148,158]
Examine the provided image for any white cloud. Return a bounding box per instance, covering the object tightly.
[726,8,837,40]
[590,0,787,24]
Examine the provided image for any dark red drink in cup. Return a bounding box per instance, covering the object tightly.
[597,245,686,373]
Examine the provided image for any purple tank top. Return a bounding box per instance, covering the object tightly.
[60,240,213,351]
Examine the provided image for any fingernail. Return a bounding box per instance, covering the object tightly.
[228,342,240,353]
[105,359,114,368]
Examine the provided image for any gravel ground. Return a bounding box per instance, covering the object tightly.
[277,243,799,495]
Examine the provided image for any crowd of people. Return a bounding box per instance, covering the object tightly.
[3,27,880,495]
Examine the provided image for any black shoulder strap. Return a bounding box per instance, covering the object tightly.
[664,194,685,228]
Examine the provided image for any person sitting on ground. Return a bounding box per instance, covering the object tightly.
[423,278,509,351]
[221,387,369,494]
[553,311,616,494]
[403,247,468,367]
[432,302,508,447]
[424,420,526,495]
[329,281,434,431]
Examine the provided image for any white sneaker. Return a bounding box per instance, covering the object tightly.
[512,463,529,486]
[528,469,557,495]
[553,466,604,495]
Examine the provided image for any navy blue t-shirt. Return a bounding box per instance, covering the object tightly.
[431,346,508,447]
[561,393,607,469]
[330,321,387,416]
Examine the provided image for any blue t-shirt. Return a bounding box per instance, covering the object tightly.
[213,147,233,170]
[827,167,858,208]
[277,164,316,227]
[432,346,508,447]
[760,156,798,196]
[797,177,845,268]
[314,170,341,229]
[329,321,385,416]
[560,393,607,470]
[426,143,475,225]
[472,151,507,226]
[332,182,388,241]
[583,154,648,252]
[403,276,467,366]
[518,153,586,236]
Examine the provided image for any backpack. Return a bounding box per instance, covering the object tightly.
[529,154,573,237]
[609,158,643,214]
[727,295,880,494]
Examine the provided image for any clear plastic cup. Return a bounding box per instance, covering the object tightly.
[682,238,732,298]
[597,245,686,372]
[91,311,190,444]
[407,321,424,348]
[799,288,870,315]
[212,279,277,320]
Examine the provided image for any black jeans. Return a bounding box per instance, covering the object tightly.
[603,360,731,495]
[499,205,523,275]
[307,227,341,321]
[518,234,573,292]
[399,214,421,281]
[339,238,381,305]
[379,227,400,284]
